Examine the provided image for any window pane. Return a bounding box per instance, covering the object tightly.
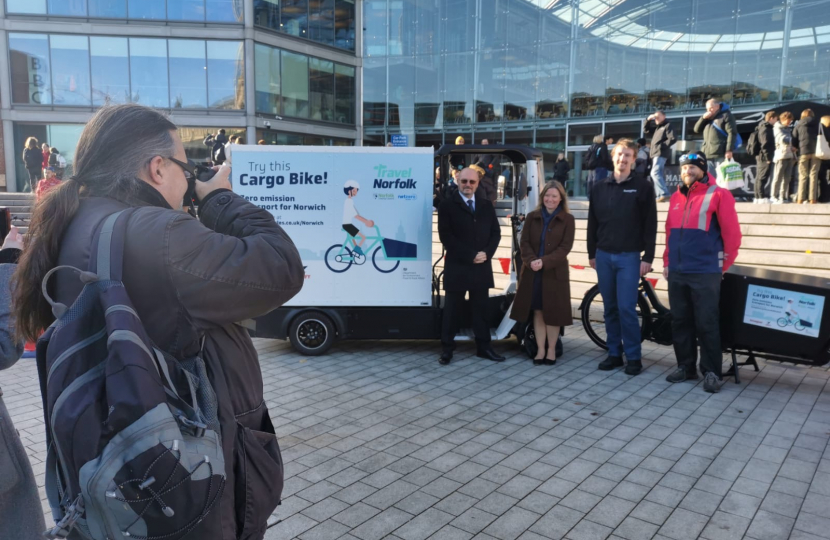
[309,58,334,121]
[7,0,46,14]
[537,41,569,119]
[281,50,309,117]
[476,49,504,123]
[363,0,387,56]
[51,35,91,106]
[130,38,169,107]
[46,124,84,175]
[363,56,387,126]
[334,0,355,50]
[443,52,474,125]
[169,40,207,108]
[89,0,126,17]
[334,64,355,124]
[606,47,646,116]
[255,43,280,114]
[571,40,607,118]
[168,0,205,20]
[206,0,241,21]
[254,0,280,30]
[784,5,830,101]
[414,55,439,127]
[568,123,602,147]
[388,57,415,127]
[9,33,51,105]
[441,0,476,53]
[128,0,165,19]
[207,41,245,109]
[48,0,86,15]
[308,0,334,46]
[281,0,309,38]
[504,46,536,121]
[91,37,129,105]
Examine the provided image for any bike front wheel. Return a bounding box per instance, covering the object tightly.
[794,321,805,332]
[581,286,652,350]
[372,246,400,273]
[325,244,353,273]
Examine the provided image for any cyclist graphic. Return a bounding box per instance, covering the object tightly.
[784,298,799,323]
[342,180,374,256]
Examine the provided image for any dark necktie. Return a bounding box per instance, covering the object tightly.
[467,199,474,213]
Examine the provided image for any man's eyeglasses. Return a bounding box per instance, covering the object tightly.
[166,156,197,180]
[680,153,700,162]
[458,179,478,185]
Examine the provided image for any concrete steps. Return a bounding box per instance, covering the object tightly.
[432,199,830,316]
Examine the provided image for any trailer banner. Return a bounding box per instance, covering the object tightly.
[743,284,825,338]
[232,146,435,307]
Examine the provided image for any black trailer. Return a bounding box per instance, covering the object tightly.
[721,265,830,377]
[249,144,545,355]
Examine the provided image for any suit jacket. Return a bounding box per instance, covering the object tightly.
[438,191,501,292]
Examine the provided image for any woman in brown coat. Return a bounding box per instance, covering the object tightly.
[510,181,575,365]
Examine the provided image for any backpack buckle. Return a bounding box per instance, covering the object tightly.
[177,415,207,438]
[45,495,84,539]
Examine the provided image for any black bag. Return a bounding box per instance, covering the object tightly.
[747,127,761,157]
[37,209,225,540]
[583,144,601,170]
[213,143,226,164]
[521,322,564,359]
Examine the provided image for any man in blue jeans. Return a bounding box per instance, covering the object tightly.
[587,138,658,375]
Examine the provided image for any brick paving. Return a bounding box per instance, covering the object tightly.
[4,326,830,540]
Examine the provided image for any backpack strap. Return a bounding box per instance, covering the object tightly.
[88,208,137,281]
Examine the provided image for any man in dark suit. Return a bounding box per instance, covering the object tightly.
[437,167,505,365]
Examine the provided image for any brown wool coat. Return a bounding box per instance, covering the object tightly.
[510,209,575,326]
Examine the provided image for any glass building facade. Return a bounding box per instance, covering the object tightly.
[1,0,359,191]
[362,0,830,194]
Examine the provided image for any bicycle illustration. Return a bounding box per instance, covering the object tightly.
[777,314,807,332]
[325,225,417,274]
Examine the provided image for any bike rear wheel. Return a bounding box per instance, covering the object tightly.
[325,244,353,273]
[581,286,652,350]
[777,317,788,328]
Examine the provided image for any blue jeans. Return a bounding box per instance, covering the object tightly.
[595,249,642,360]
[707,157,725,177]
[650,156,669,198]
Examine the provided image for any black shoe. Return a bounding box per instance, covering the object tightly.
[543,358,557,366]
[533,358,545,365]
[439,351,452,365]
[598,356,623,371]
[666,367,698,383]
[477,347,505,362]
[624,360,642,376]
[703,372,721,393]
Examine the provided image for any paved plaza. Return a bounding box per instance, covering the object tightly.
[4,326,830,540]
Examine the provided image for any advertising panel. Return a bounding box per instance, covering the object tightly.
[743,284,825,338]
[232,146,434,307]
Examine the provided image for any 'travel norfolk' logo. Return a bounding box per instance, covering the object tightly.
[373,164,417,189]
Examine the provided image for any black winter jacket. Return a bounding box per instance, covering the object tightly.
[23,148,42,169]
[643,119,677,159]
[757,120,776,162]
[55,182,304,540]
[792,116,819,156]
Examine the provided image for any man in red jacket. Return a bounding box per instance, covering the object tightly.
[662,152,742,393]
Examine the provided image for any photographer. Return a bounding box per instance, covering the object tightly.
[13,104,304,540]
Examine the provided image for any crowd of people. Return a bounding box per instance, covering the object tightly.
[437,137,742,396]
[0,98,824,540]
[21,137,66,194]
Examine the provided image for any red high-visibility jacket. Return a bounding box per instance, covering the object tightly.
[662,173,742,274]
